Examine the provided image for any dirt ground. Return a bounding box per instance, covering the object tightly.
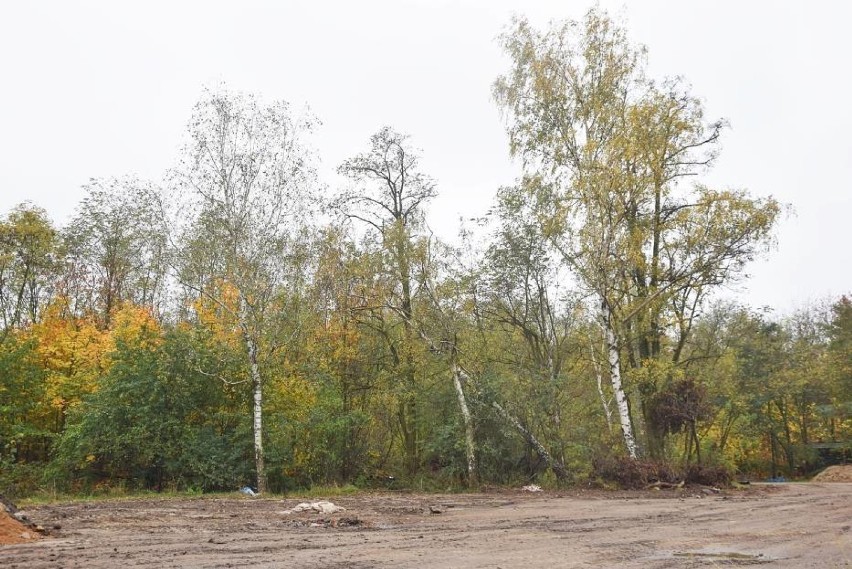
[2,483,850,568]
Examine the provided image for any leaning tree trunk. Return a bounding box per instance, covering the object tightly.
[601,300,638,459]
[590,339,614,433]
[492,401,569,482]
[451,362,477,485]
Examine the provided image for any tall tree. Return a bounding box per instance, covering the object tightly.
[494,9,780,458]
[0,203,60,334]
[406,236,480,484]
[336,126,436,475]
[479,184,579,480]
[172,87,317,492]
[827,296,852,415]
[63,177,166,325]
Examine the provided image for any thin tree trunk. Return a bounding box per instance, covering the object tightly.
[769,429,778,478]
[800,412,809,445]
[451,362,477,485]
[246,334,266,493]
[589,339,614,433]
[398,400,416,474]
[601,300,638,458]
[397,232,419,476]
[684,427,692,465]
[718,410,738,453]
[776,400,795,475]
[492,401,569,482]
[692,422,701,465]
[240,296,266,494]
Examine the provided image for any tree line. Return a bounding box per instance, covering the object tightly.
[1,9,849,496]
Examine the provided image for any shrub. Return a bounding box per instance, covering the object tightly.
[591,455,678,489]
[684,463,732,487]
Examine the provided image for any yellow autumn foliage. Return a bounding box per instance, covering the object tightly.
[28,298,110,413]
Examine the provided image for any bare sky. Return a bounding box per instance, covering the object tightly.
[1,1,849,312]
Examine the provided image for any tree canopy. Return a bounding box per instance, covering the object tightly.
[0,11,847,499]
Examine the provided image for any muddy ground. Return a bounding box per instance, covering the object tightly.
[2,483,850,568]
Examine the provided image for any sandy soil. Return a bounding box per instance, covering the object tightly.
[0,494,43,545]
[0,510,39,545]
[2,483,850,568]
[813,464,852,482]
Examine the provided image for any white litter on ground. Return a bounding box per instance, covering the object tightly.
[280,500,346,515]
[522,484,543,492]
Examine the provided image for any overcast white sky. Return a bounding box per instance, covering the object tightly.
[1,1,849,312]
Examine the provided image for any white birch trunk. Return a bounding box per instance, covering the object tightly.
[492,401,569,481]
[601,300,638,459]
[240,297,266,494]
[246,335,266,493]
[589,340,614,433]
[451,363,477,484]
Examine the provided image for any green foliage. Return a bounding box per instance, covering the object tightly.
[0,203,60,331]
[0,25,845,497]
[63,178,166,323]
[680,301,851,477]
[494,8,781,462]
[0,334,53,498]
[0,335,47,454]
[49,327,252,492]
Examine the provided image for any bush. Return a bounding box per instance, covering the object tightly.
[684,463,732,487]
[591,454,734,489]
[591,455,678,489]
[49,328,253,494]
[0,460,44,501]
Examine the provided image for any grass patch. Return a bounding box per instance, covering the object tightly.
[18,484,364,506]
[285,484,362,499]
[18,489,241,507]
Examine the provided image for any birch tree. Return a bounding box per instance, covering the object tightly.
[480,183,579,477]
[494,9,780,458]
[173,87,316,492]
[401,238,479,484]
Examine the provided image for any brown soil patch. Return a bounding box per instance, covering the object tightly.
[2,484,850,567]
[0,510,39,545]
[812,464,852,482]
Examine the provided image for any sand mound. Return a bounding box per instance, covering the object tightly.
[812,465,852,482]
[0,494,41,545]
[0,511,39,545]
